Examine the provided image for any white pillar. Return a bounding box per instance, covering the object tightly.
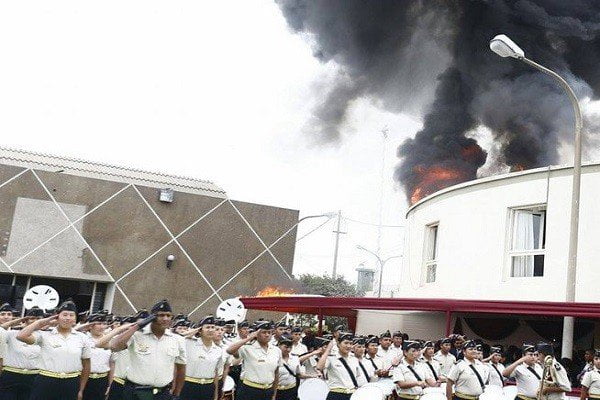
[561,316,574,358]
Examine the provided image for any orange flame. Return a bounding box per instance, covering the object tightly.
[256,286,295,297]
[410,165,466,205]
[512,164,525,172]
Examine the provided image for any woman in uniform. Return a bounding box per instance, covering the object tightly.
[317,332,362,400]
[227,320,281,400]
[17,300,91,400]
[445,340,489,400]
[180,316,224,400]
[276,334,319,400]
[82,313,112,400]
[581,350,600,400]
[393,341,437,400]
[0,306,43,400]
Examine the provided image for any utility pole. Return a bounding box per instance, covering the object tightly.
[332,210,345,279]
[376,127,388,258]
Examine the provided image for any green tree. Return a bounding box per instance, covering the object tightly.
[292,273,363,331]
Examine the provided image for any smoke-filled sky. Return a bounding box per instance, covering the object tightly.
[276,0,600,203]
[1,1,600,296]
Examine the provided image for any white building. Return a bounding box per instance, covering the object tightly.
[401,163,600,302]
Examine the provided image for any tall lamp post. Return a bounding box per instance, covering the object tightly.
[356,244,402,298]
[490,34,583,358]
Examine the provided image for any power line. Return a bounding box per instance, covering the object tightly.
[296,217,334,242]
[343,216,405,228]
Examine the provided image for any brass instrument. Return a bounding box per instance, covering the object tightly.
[537,355,558,400]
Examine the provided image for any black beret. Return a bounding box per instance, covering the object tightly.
[151,300,172,314]
[402,340,422,351]
[393,331,403,338]
[278,334,293,346]
[88,314,107,323]
[135,309,150,320]
[338,332,354,342]
[57,300,77,314]
[198,316,215,326]
[238,320,249,328]
[334,325,345,332]
[291,327,302,333]
[463,340,477,349]
[366,336,379,345]
[26,306,44,318]
[522,343,536,353]
[380,330,391,338]
[353,337,366,346]
[423,341,435,348]
[254,320,274,330]
[0,303,12,312]
[440,337,452,345]
[490,346,503,355]
[536,342,554,355]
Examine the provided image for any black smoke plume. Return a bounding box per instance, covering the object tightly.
[276,0,600,203]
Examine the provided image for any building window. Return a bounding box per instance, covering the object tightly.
[424,224,438,283]
[509,207,546,277]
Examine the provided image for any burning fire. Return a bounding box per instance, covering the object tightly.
[410,165,467,205]
[512,164,526,172]
[256,286,295,297]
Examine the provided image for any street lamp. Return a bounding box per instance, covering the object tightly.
[490,34,583,358]
[356,244,402,298]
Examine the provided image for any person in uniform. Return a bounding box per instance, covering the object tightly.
[578,350,595,384]
[228,320,247,390]
[422,341,443,384]
[212,318,232,398]
[580,349,600,400]
[227,320,281,400]
[180,315,223,400]
[450,336,466,361]
[378,330,399,375]
[270,322,287,346]
[237,321,249,340]
[351,337,370,386]
[394,341,437,400]
[172,320,190,337]
[317,332,363,400]
[104,311,147,400]
[485,346,505,388]
[301,337,326,378]
[502,343,541,400]
[445,340,489,400]
[82,313,112,400]
[0,302,14,371]
[0,306,43,400]
[435,338,457,379]
[291,327,308,357]
[364,336,385,382]
[222,320,237,345]
[535,342,571,400]
[110,299,187,400]
[390,331,404,359]
[276,334,315,400]
[17,300,91,400]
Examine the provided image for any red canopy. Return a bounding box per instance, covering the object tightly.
[240,296,600,319]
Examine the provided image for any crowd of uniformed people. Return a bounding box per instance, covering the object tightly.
[0,299,598,400]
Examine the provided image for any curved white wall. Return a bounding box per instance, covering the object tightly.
[401,163,600,303]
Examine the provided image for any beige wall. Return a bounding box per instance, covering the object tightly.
[0,163,298,318]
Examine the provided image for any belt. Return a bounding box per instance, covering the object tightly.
[398,395,421,400]
[124,380,170,395]
[242,379,273,389]
[2,366,39,375]
[39,370,80,379]
[517,395,536,400]
[113,377,126,385]
[330,388,356,394]
[277,383,297,391]
[455,392,479,400]
[185,377,215,384]
[89,372,109,379]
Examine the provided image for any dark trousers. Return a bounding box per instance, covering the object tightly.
[179,381,215,400]
[122,381,173,400]
[237,382,274,400]
[28,375,79,400]
[107,380,125,400]
[229,365,242,388]
[0,371,37,400]
[325,392,352,400]
[276,386,298,400]
[83,376,109,400]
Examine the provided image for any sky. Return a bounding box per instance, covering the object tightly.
[0,1,424,291]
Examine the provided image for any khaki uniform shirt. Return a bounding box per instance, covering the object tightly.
[434,351,457,377]
[511,363,543,398]
[278,356,301,387]
[88,338,111,374]
[325,355,363,390]
[421,357,443,381]
[34,328,91,373]
[3,330,40,370]
[0,327,6,358]
[238,341,281,385]
[545,360,571,400]
[582,368,600,395]
[393,361,433,396]
[185,338,224,379]
[111,349,129,379]
[125,326,186,387]
[447,359,489,397]
[487,362,505,387]
[291,342,308,357]
[364,354,384,382]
